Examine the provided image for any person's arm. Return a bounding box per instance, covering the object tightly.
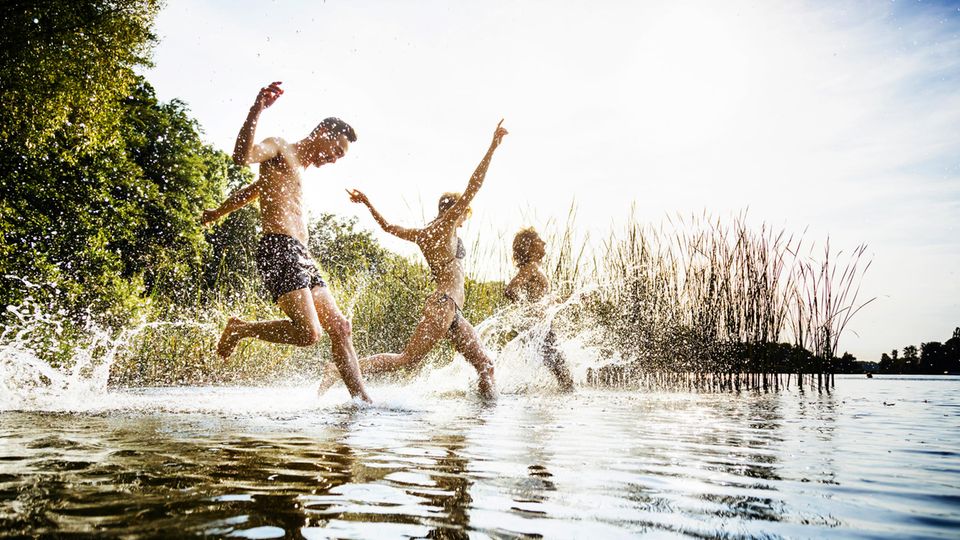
[438,120,508,225]
[346,189,419,241]
[505,265,550,303]
[504,271,525,302]
[232,82,284,165]
[201,181,261,225]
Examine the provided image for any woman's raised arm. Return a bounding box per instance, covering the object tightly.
[347,189,419,241]
[439,120,508,225]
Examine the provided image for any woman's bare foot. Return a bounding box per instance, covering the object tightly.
[217,317,246,359]
[316,362,341,395]
[477,363,497,402]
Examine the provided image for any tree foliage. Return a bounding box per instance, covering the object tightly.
[0,0,157,153]
[308,214,389,282]
[0,1,245,321]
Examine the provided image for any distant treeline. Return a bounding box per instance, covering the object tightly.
[875,328,960,375]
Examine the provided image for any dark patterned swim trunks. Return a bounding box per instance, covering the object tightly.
[256,234,326,303]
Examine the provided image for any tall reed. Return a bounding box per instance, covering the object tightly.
[537,210,875,392]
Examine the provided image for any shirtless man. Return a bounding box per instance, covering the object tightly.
[201,81,370,402]
[505,228,574,391]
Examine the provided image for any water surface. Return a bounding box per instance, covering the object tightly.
[1,376,958,538]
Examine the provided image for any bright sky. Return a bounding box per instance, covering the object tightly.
[143,0,960,361]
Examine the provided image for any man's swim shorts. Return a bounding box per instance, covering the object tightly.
[256,233,326,303]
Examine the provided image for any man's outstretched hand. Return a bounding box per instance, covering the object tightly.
[254,81,283,110]
[200,209,218,226]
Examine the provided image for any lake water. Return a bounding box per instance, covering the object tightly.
[1,375,958,538]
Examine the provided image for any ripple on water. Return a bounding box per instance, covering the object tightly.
[0,377,958,538]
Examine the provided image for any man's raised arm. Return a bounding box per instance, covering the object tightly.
[232,81,283,165]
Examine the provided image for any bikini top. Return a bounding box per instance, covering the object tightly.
[434,237,466,275]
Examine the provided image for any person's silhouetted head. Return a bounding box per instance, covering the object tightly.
[513,227,546,267]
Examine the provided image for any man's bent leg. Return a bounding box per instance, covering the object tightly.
[312,286,371,402]
[217,288,322,359]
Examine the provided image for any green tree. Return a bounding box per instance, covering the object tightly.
[202,206,260,304]
[835,351,859,373]
[0,0,160,318]
[946,331,960,374]
[117,80,244,305]
[308,213,389,282]
[0,1,158,153]
[879,352,893,374]
[920,341,945,374]
[0,0,255,325]
[902,345,918,373]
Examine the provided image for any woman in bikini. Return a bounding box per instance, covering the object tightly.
[505,227,575,391]
[321,120,508,400]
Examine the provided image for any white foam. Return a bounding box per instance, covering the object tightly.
[1,287,609,413]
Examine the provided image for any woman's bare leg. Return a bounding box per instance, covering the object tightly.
[449,315,497,401]
[319,294,456,393]
[360,296,455,376]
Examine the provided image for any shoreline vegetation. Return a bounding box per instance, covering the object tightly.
[3,1,956,392]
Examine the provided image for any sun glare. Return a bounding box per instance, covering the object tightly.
[631,5,752,147]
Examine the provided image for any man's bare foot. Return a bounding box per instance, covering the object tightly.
[316,363,341,396]
[477,363,497,402]
[217,317,245,359]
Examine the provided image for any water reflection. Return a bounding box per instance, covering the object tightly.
[423,434,473,539]
[1,378,959,538]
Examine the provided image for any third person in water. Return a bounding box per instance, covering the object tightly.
[505,228,575,391]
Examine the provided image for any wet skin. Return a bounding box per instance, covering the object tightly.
[320,121,509,401]
[201,82,369,402]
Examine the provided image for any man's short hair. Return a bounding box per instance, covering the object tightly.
[314,117,357,142]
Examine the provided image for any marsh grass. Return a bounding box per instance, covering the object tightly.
[569,211,873,392]
[107,261,509,386]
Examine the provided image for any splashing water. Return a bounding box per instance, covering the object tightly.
[419,285,613,396]
[0,297,219,412]
[1,298,107,410]
[493,292,601,388]
[0,282,613,413]
[3,291,959,538]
